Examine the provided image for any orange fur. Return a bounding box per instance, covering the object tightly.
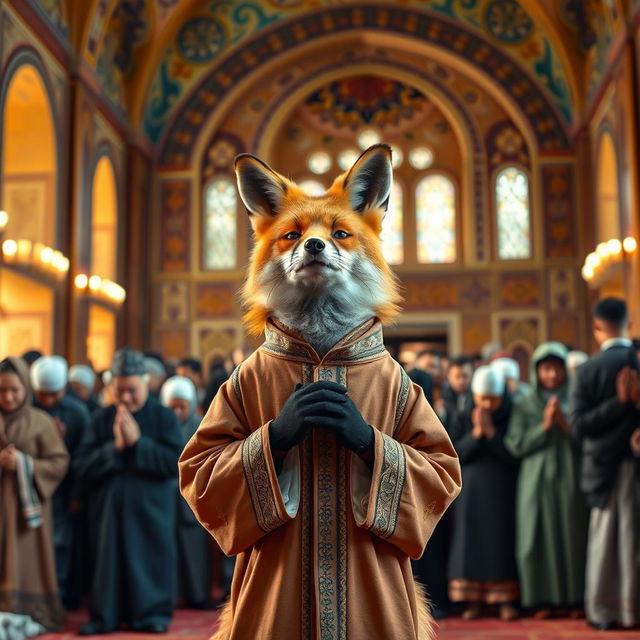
[241,169,403,336]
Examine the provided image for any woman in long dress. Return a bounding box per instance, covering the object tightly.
[505,342,588,617]
[0,357,69,630]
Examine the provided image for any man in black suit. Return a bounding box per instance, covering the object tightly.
[570,298,640,631]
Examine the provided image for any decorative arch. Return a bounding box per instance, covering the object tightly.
[0,50,62,247]
[158,6,570,167]
[595,129,621,241]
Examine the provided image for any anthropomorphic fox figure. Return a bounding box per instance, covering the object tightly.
[179,144,461,639]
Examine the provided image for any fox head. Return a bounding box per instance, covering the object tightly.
[235,144,402,337]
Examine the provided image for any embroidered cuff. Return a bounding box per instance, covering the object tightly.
[351,430,406,539]
[241,423,300,533]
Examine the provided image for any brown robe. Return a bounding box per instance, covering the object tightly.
[0,357,69,630]
[179,319,461,639]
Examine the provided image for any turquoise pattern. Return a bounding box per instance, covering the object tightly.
[142,0,574,145]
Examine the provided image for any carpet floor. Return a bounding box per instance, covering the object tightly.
[38,609,638,639]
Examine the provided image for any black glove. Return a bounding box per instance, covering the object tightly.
[270,381,349,452]
[302,382,374,455]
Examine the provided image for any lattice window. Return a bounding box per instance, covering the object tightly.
[381,180,403,265]
[496,167,531,260]
[416,174,456,264]
[204,179,237,270]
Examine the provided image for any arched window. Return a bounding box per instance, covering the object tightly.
[381,180,403,265]
[204,178,237,270]
[496,167,531,260]
[416,175,456,264]
[91,156,118,281]
[596,133,620,241]
[1,64,57,246]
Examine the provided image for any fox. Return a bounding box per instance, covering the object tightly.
[236,143,403,355]
[214,144,438,639]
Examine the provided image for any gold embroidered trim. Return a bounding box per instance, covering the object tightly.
[369,433,406,539]
[241,429,285,533]
[394,367,411,435]
[300,364,314,640]
[231,363,242,402]
[317,431,347,640]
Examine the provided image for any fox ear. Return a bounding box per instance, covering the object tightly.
[343,144,392,213]
[234,154,288,217]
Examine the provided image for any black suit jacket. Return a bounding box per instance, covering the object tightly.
[569,344,640,508]
[407,367,434,405]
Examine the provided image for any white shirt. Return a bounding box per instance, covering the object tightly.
[601,337,632,352]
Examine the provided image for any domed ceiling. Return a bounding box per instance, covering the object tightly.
[35,0,625,148]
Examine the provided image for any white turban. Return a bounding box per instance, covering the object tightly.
[471,365,505,396]
[566,350,588,371]
[160,376,197,412]
[491,357,520,382]
[30,356,68,392]
[69,365,96,390]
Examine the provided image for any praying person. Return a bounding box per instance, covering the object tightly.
[492,357,529,398]
[30,356,91,609]
[76,347,183,635]
[68,365,101,415]
[0,357,69,630]
[505,342,588,618]
[160,376,213,609]
[570,297,640,630]
[448,365,519,621]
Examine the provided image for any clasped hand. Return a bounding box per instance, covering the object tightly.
[269,381,373,455]
[616,366,640,405]
[0,444,17,472]
[542,396,569,433]
[113,405,141,451]
[471,407,495,439]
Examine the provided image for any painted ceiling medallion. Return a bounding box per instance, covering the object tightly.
[299,76,432,139]
[178,18,224,63]
[484,0,533,44]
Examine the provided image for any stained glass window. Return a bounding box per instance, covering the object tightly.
[416,175,456,264]
[496,167,531,259]
[381,180,403,265]
[204,179,237,270]
[299,180,325,196]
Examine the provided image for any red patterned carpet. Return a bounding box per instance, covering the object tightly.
[38,609,637,640]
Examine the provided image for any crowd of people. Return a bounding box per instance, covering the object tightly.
[0,296,639,635]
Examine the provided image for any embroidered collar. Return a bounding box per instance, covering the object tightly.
[261,317,387,365]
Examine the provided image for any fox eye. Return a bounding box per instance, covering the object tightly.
[332,230,351,239]
[282,231,301,240]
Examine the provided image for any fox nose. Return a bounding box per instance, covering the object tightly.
[304,238,325,256]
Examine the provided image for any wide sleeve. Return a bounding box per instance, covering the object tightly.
[74,410,124,481]
[32,416,69,499]
[504,396,550,458]
[350,382,461,559]
[179,377,299,556]
[130,408,182,478]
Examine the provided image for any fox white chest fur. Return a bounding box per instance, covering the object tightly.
[235,144,402,355]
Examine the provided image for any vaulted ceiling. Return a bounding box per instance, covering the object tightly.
[39,0,629,147]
